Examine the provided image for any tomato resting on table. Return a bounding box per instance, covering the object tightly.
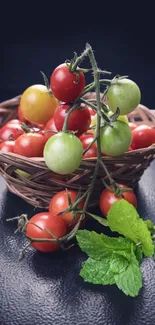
[80,134,97,158]
[20,84,58,125]
[49,190,85,228]
[54,104,91,137]
[0,141,15,153]
[0,123,24,141]
[26,212,67,252]
[50,63,86,102]
[99,184,137,217]
[131,125,155,149]
[43,132,83,174]
[14,133,46,157]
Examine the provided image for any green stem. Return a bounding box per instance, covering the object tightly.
[62,104,78,132]
[70,47,90,72]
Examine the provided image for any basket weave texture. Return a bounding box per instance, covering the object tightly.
[0,94,155,209]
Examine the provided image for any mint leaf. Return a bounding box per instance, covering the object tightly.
[107,200,154,257]
[134,246,143,263]
[76,230,132,261]
[110,254,129,273]
[114,255,142,297]
[80,257,115,285]
[145,220,155,233]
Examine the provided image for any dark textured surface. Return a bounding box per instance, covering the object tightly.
[0,161,155,325]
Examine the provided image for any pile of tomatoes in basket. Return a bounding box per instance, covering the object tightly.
[0,63,155,170]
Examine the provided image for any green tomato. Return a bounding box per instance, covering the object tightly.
[107,111,128,124]
[43,132,83,175]
[91,111,128,127]
[107,78,141,115]
[99,120,132,156]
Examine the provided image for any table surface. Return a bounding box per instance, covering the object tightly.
[0,159,155,325]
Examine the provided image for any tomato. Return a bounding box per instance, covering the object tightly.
[131,125,155,149]
[49,190,85,228]
[54,104,91,137]
[43,117,58,141]
[14,133,46,157]
[50,63,86,102]
[128,122,137,131]
[44,132,83,174]
[87,106,96,116]
[99,184,137,217]
[26,212,67,252]
[0,141,15,153]
[0,123,24,141]
[107,111,128,124]
[106,78,141,115]
[6,119,21,125]
[20,85,58,125]
[80,134,97,158]
[98,120,132,156]
[90,112,128,128]
[18,105,27,123]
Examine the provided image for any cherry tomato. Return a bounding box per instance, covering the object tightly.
[131,125,155,149]
[54,104,91,137]
[50,63,86,102]
[6,119,21,125]
[0,123,24,141]
[18,105,27,123]
[80,134,97,158]
[44,132,83,174]
[0,141,15,153]
[43,117,58,141]
[107,78,141,115]
[128,122,137,131]
[14,133,46,157]
[26,212,67,252]
[49,190,85,228]
[98,120,132,156]
[99,184,137,217]
[87,106,96,116]
[20,85,58,125]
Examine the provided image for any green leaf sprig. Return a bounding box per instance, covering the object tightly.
[76,199,154,297]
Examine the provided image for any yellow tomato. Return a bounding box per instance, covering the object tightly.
[20,85,58,125]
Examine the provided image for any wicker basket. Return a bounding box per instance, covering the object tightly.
[0,94,155,209]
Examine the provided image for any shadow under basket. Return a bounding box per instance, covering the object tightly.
[0,95,155,209]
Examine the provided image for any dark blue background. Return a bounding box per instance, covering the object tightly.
[0,4,155,108]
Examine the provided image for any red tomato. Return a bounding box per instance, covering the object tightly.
[80,134,97,158]
[0,123,24,141]
[26,212,67,252]
[128,122,137,130]
[50,63,86,102]
[43,117,58,141]
[49,190,85,228]
[0,141,15,153]
[14,133,46,157]
[131,125,155,149]
[87,106,96,116]
[99,184,137,217]
[127,146,133,152]
[54,104,91,137]
[6,119,21,125]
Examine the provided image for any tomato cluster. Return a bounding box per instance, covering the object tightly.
[25,189,86,253]
[1,58,154,254]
